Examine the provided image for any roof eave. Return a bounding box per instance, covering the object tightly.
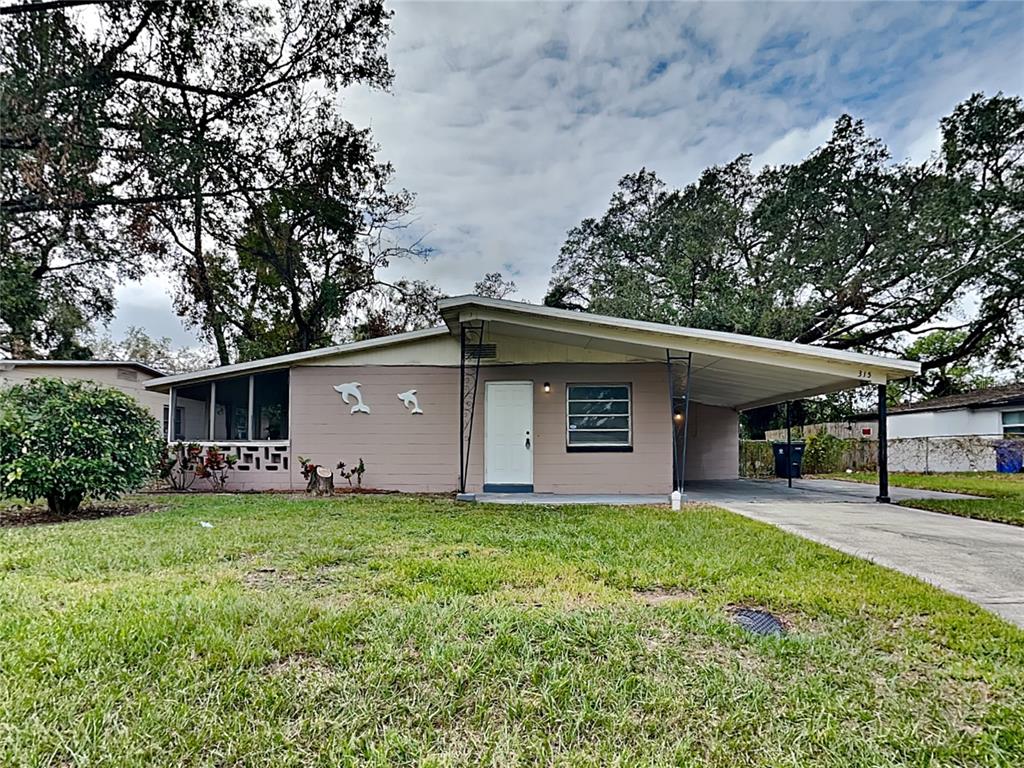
[143,327,450,391]
[439,296,920,382]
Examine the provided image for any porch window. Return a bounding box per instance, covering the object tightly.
[169,370,289,442]
[566,384,631,448]
[174,382,212,441]
[252,370,289,440]
[213,375,250,440]
[1003,411,1024,437]
[162,405,184,441]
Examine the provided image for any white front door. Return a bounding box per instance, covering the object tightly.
[484,381,534,490]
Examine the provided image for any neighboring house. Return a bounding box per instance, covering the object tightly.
[0,359,168,425]
[880,383,1024,439]
[144,295,919,494]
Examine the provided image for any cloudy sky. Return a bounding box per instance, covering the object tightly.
[113,0,1024,348]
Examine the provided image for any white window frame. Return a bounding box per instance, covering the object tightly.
[1002,410,1024,437]
[565,383,632,448]
[163,404,185,441]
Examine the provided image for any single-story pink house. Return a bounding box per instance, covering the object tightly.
[145,296,920,499]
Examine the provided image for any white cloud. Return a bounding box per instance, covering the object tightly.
[111,0,1024,343]
[753,117,838,169]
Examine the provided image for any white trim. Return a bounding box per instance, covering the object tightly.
[208,380,216,441]
[0,359,166,377]
[438,295,919,380]
[166,390,174,442]
[145,296,921,398]
[247,375,255,441]
[144,327,449,390]
[178,440,291,447]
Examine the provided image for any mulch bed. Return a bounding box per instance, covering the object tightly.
[0,502,162,528]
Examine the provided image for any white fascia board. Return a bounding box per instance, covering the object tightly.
[3,359,166,377]
[440,296,919,379]
[452,305,916,384]
[144,327,450,391]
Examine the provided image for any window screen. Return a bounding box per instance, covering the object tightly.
[566,384,631,446]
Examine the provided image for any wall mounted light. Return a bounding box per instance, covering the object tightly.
[543,382,551,393]
[673,412,683,422]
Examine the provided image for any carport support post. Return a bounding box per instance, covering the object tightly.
[876,383,890,503]
[785,401,792,489]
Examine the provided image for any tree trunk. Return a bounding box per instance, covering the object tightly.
[192,169,231,365]
[46,491,83,515]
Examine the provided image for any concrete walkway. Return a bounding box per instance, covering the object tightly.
[691,480,1024,628]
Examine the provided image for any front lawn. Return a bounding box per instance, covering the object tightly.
[832,471,1024,526]
[1,495,1022,766]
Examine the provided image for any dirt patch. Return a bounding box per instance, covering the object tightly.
[633,586,699,606]
[0,501,162,528]
[242,566,359,607]
[243,567,299,589]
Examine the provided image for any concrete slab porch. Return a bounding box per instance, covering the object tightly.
[475,492,668,506]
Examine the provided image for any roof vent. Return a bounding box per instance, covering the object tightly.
[729,607,785,637]
[116,367,139,382]
[463,343,497,360]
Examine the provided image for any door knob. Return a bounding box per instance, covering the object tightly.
[525,430,531,449]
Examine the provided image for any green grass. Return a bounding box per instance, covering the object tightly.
[1,495,1022,767]
[830,472,1024,526]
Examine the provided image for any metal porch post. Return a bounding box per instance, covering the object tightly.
[876,383,890,503]
[679,353,693,493]
[459,325,466,493]
[785,401,792,489]
[665,351,679,492]
[458,321,484,496]
[665,351,693,495]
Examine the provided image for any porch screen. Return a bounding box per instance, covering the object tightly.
[566,384,631,446]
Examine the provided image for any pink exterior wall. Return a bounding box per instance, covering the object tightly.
[684,402,740,481]
[291,366,460,492]
[465,363,673,494]
[213,362,737,494]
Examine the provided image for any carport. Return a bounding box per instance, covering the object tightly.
[439,297,922,501]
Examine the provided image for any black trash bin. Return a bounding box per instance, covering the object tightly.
[772,441,806,478]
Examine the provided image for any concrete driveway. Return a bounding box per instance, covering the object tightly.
[689,479,1024,628]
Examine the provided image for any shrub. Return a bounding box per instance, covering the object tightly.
[803,429,845,474]
[157,442,203,490]
[337,458,366,487]
[194,446,237,491]
[298,456,368,492]
[0,378,163,514]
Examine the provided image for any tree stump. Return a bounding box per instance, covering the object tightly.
[314,465,335,496]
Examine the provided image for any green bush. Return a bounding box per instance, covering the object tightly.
[740,440,775,478]
[803,429,845,474]
[0,378,162,514]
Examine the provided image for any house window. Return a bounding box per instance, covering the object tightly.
[163,405,184,441]
[566,383,631,449]
[1003,411,1024,437]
